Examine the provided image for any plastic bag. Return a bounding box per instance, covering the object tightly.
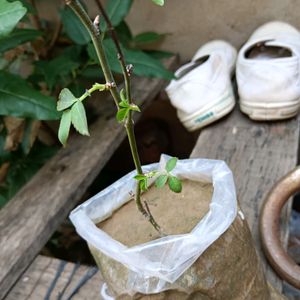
[70,155,237,295]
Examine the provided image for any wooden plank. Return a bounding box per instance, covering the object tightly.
[0,56,178,300]
[5,256,104,300]
[190,108,300,291]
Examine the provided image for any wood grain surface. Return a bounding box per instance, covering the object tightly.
[191,108,300,292]
[5,256,103,300]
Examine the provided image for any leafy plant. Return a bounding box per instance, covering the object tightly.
[58,0,181,233]
[0,0,173,208]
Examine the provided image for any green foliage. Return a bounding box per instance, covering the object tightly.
[0,141,58,207]
[35,53,80,91]
[0,28,41,52]
[154,157,182,193]
[116,90,140,122]
[0,71,59,120]
[58,109,72,147]
[134,157,182,194]
[57,83,109,146]
[71,101,89,136]
[57,88,78,111]
[100,0,133,31]
[134,174,148,191]
[132,32,164,46]
[0,0,26,37]
[60,6,91,45]
[155,174,168,188]
[144,50,173,59]
[165,157,177,172]
[168,176,182,193]
[151,0,165,6]
[0,0,174,208]
[88,39,174,79]
[114,21,132,46]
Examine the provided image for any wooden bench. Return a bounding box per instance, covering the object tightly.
[2,57,299,299]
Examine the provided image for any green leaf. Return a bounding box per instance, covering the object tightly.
[35,54,80,90]
[88,39,175,79]
[100,0,133,31]
[132,32,164,45]
[140,178,148,191]
[0,71,59,120]
[67,81,86,98]
[155,174,168,188]
[57,88,77,111]
[60,7,91,45]
[0,0,27,37]
[116,107,129,122]
[80,65,103,79]
[119,100,129,108]
[165,157,178,172]
[123,49,174,79]
[129,104,140,112]
[71,101,89,136]
[168,176,182,193]
[5,141,57,200]
[115,21,132,46]
[144,49,173,59]
[58,109,72,146]
[62,45,84,62]
[151,0,164,5]
[120,88,127,102]
[0,28,42,52]
[18,0,35,13]
[134,174,147,181]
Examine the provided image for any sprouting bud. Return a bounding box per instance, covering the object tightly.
[126,64,133,76]
[93,15,100,34]
[85,89,91,97]
[105,82,116,89]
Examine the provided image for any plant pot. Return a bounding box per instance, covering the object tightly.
[70,155,284,299]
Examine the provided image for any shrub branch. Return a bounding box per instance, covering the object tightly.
[65,0,161,233]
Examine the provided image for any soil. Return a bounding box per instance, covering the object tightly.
[98,180,213,247]
[90,179,284,299]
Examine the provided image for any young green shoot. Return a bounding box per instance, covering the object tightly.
[134,157,182,193]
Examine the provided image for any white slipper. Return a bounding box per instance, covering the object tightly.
[166,40,237,131]
[237,21,300,120]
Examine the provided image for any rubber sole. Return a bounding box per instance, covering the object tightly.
[181,90,235,131]
[240,99,300,120]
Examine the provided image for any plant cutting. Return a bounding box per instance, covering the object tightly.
[59,1,285,299]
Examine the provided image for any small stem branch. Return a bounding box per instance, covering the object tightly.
[78,83,107,101]
[66,0,119,108]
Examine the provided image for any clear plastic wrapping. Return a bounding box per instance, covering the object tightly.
[70,155,237,295]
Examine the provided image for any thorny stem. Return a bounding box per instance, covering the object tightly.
[94,0,132,102]
[66,0,161,233]
[78,83,110,102]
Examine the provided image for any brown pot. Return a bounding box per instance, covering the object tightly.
[260,166,300,290]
